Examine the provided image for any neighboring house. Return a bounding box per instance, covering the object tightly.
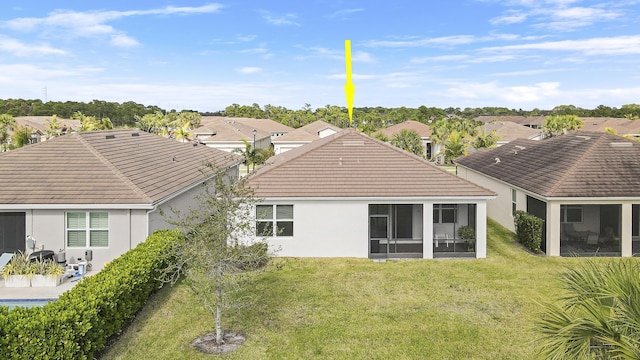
[200,116,293,140]
[0,129,241,268]
[271,120,341,154]
[455,131,640,257]
[247,129,496,259]
[475,115,546,129]
[377,120,434,158]
[12,116,80,143]
[480,121,543,146]
[194,117,271,153]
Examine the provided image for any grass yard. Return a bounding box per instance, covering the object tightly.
[100,220,619,359]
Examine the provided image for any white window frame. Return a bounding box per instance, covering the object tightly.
[560,205,583,223]
[511,189,517,216]
[256,205,294,237]
[433,204,457,224]
[66,211,109,248]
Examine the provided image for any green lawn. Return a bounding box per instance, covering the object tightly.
[100,220,619,359]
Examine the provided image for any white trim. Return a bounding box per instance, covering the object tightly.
[0,204,155,210]
[457,165,640,202]
[254,196,495,202]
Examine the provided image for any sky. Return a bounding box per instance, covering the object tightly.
[1,1,639,112]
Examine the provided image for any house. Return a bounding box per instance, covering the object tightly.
[377,120,434,158]
[200,116,293,140]
[271,120,341,154]
[247,129,496,259]
[455,131,640,257]
[480,121,543,146]
[14,116,80,142]
[0,129,241,268]
[194,117,271,153]
[475,115,546,129]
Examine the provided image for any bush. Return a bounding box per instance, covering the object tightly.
[457,226,475,240]
[0,229,180,360]
[513,210,543,252]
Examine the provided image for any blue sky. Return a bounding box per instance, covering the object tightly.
[1,1,639,112]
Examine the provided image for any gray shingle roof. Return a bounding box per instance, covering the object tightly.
[0,129,240,205]
[249,129,495,198]
[455,131,640,197]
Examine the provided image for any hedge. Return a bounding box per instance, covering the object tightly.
[0,229,180,360]
[513,210,543,252]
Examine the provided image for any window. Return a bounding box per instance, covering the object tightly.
[66,212,109,247]
[560,205,582,223]
[512,189,517,216]
[433,204,457,223]
[256,205,293,237]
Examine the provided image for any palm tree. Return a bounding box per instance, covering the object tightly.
[234,139,257,171]
[473,129,499,149]
[536,260,640,359]
[173,122,193,143]
[442,130,469,164]
[391,129,425,157]
[543,115,583,137]
[44,115,61,138]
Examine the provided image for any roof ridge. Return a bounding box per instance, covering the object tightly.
[249,129,354,180]
[76,132,154,203]
[545,133,601,195]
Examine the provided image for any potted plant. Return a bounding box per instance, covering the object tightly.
[2,251,34,287]
[31,258,65,287]
[457,226,476,252]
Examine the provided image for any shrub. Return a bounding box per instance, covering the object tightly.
[513,210,543,252]
[0,229,179,360]
[457,226,475,240]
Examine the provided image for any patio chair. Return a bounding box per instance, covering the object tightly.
[562,223,590,242]
[0,252,13,276]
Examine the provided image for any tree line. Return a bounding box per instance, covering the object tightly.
[2,98,640,130]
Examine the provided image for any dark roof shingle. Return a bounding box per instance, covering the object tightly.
[455,131,640,197]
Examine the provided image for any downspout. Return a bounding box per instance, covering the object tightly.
[146,204,158,239]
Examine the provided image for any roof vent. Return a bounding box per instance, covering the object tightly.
[131,132,139,137]
[343,140,365,146]
[575,135,591,140]
[610,142,633,147]
[514,145,525,150]
[105,134,115,139]
[495,157,500,163]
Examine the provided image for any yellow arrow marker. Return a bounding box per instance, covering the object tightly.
[344,39,355,125]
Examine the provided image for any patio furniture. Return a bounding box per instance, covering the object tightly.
[433,233,452,248]
[562,223,590,242]
[0,252,13,276]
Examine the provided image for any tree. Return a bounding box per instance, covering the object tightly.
[44,115,61,138]
[173,122,194,143]
[536,260,640,359]
[0,114,15,151]
[162,167,270,347]
[442,130,469,164]
[234,139,258,171]
[11,125,30,148]
[542,115,583,137]
[390,129,425,157]
[472,129,499,149]
[372,131,389,142]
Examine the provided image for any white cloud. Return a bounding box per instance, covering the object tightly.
[237,67,262,74]
[262,12,300,26]
[328,8,365,20]
[410,55,470,64]
[490,1,624,31]
[490,11,527,25]
[445,81,561,103]
[482,35,640,56]
[236,34,256,42]
[110,34,139,48]
[365,35,477,48]
[0,36,66,56]
[1,4,223,47]
[295,47,375,63]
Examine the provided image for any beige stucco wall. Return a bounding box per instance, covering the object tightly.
[457,167,516,232]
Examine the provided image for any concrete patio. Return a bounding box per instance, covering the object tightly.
[0,271,96,300]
